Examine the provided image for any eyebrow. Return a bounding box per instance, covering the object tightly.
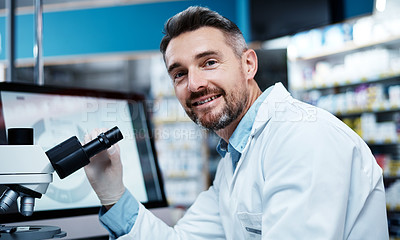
[195,50,219,60]
[167,50,220,74]
[167,63,181,75]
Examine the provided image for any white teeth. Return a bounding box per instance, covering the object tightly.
[197,95,218,105]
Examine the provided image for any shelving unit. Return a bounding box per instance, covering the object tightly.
[287,13,400,239]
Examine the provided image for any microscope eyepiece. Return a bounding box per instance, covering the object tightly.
[83,127,122,158]
[46,126,123,179]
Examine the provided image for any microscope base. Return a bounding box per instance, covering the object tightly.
[0,225,66,239]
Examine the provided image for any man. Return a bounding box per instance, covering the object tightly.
[84,6,389,239]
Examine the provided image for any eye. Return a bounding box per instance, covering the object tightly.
[204,60,217,67]
[175,72,184,79]
[173,70,187,83]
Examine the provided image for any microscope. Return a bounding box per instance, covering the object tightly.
[0,126,123,239]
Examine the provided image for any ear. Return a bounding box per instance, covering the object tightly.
[242,49,258,80]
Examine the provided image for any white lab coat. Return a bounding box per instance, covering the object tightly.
[119,82,389,239]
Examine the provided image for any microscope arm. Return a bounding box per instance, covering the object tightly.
[0,145,54,216]
[0,145,54,194]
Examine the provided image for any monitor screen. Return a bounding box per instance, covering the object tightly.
[0,82,167,223]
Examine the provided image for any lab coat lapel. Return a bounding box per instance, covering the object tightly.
[229,137,252,193]
[228,82,291,193]
[223,152,234,187]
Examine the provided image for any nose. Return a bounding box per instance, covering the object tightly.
[187,69,207,92]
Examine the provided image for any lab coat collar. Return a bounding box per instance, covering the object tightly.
[251,82,291,136]
[226,82,292,189]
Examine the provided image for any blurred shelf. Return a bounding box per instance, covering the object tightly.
[388,204,400,211]
[335,105,400,117]
[164,172,202,180]
[0,51,159,68]
[384,175,400,180]
[365,139,400,146]
[0,0,174,14]
[293,34,400,61]
[295,72,400,92]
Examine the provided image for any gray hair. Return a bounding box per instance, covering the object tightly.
[160,6,248,59]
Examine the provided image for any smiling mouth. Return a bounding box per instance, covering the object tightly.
[192,94,222,107]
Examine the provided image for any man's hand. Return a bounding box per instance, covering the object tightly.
[84,129,125,209]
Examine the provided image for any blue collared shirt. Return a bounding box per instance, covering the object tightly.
[100,86,273,237]
[216,86,272,172]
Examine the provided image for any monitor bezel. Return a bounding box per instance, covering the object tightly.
[0,82,167,223]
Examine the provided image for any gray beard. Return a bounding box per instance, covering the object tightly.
[188,94,247,131]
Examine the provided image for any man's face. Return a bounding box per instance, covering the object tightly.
[164,27,249,131]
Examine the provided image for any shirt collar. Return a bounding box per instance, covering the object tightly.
[216,86,273,158]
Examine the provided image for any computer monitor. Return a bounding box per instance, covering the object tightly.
[0,82,167,223]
